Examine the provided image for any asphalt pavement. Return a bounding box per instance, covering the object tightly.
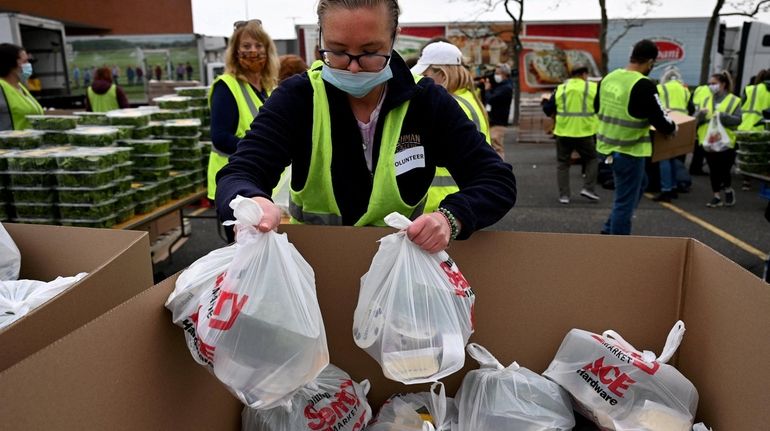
[156,128,770,281]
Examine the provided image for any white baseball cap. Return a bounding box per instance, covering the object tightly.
[410,41,463,75]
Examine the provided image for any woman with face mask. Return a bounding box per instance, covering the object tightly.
[696,71,742,207]
[411,41,491,213]
[215,0,516,253]
[208,20,279,241]
[0,43,44,131]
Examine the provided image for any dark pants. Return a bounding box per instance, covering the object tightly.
[690,140,707,174]
[602,153,648,235]
[556,136,598,197]
[704,149,736,193]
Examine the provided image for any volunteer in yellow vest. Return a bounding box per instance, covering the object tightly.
[0,43,43,130]
[410,41,492,213]
[214,0,516,253]
[653,74,691,202]
[687,83,712,176]
[695,71,742,208]
[595,39,677,235]
[85,67,130,113]
[738,69,770,131]
[543,65,600,204]
[208,19,278,241]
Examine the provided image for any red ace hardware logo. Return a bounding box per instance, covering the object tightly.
[206,271,250,330]
[576,356,636,405]
[304,380,367,431]
[590,335,661,376]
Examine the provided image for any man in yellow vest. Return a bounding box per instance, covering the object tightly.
[596,39,677,235]
[653,74,691,202]
[543,65,599,204]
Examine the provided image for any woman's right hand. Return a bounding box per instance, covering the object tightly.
[250,196,282,232]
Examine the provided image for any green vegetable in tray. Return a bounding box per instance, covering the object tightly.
[115,161,134,178]
[200,126,211,139]
[161,134,200,148]
[132,166,171,182]
[113,125,135,140]
[73,111,110,126]
[148,121,165,136]
[131,181,159,202]
[13,202,56,219]
[115,189,137,208]
[736,160,770,176]
[115,205,136,223]
[163,119,202,137]
[10,186,56,203]
[153,95,191,110]
[58,199,116,219]
[11,217,57,225]
[115,175,133,193]
[27,115,79,131]
[6,171,55,187]
[170,145,202,159]
[106,109,151,127]
[65,127,120,147]
[734,131,770,143]
[60,215,116,228]
[172,183,196,199]
[157,177,173,194]
[0,130,45,149]
[187,106,209,119]
[736,151,770,164]
[174,86,209,98]
[135,198,157,214]
[737,141,770,154]
[55,148,114,171]
[170,157,202,170]
[6,148,62,171]
[186,97,208,108]
[156,191,172,206]
[120,139,171,155]
[42,131,71,145]
[55,168,115,188]
[131,125,154,139]
[56,183,117,204]
[170,170,196,189]
[149,109,190,121]
[133,153,171,169]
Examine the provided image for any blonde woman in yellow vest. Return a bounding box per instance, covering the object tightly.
[86,67,130,112]
[214,0,516,254]
[0,43,43,130]
[208,20,278,241]
[410,41,491,213]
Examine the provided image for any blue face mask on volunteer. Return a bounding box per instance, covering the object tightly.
[321,65,393,99]
[20,63,33,82]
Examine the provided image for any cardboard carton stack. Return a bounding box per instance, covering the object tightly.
[518,94,554,144]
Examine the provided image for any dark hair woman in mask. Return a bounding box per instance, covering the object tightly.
[0,43,43,130]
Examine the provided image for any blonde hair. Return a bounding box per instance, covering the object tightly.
[317,0,400,33]
[225,21,279,91]
[429,65,489,127]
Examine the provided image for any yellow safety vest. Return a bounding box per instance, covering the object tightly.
[0,78,44,130]
[553,78,598,138]
[206,73,268,200]
[596,69,651,157]
[656,80,690,113]
[425,87,490,213]
[87,84,119,112]
[738,84,770,131]
[289,62,426,226]
[697,93,741,148]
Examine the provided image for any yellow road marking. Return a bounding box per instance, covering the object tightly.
[645,193,768,260]
[189,206,208,216]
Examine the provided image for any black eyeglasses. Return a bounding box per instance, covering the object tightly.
[318,50,391,72]
[233,19,262,30]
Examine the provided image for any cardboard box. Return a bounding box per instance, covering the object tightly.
[0,223,153,371]
[651,111,696,162]
[1,226,768,429]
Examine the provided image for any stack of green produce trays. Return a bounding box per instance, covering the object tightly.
[41,131,71,146]
[132,181,159,214]
[153,95,191,110]
[170,143,202,160]
[115,202,136,224]
[114,188,137,223]
[10,186,56,203]
[58,198,118,228]
[65,127,120,147]
[105,109,151,128]
[73,111,109,126]
[170,170,197,198]
[163,118,202,137]
[174,86,208,98]
[0,130,45,149]
[735,131,770,176]
[26,115,79,131]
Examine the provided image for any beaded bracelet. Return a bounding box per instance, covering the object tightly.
[437,207,459,241]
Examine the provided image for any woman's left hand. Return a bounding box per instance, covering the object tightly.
[406,212,453,254]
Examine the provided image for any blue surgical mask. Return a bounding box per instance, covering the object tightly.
[20,63,33,82]
[321,65,393,99]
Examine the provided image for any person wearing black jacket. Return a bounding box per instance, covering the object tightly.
[215,0,516,253]
[484,64,513,159]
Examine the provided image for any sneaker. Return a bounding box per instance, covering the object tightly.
[724,188,736,206]
[653,191,676,202]
[559,196,570,204]
[580,189,600,201]
[706,197,723,208]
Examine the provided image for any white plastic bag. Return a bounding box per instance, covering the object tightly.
[241,364,372,431]
[702,113,730,152]
[353,212,475,384]
[0,273,88,330]
[367,382,456,431]
[543,321,698,431]
[0,223,20,281]
[166,195,329,409]
[455,343,575,431]
[692,423,712,431]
